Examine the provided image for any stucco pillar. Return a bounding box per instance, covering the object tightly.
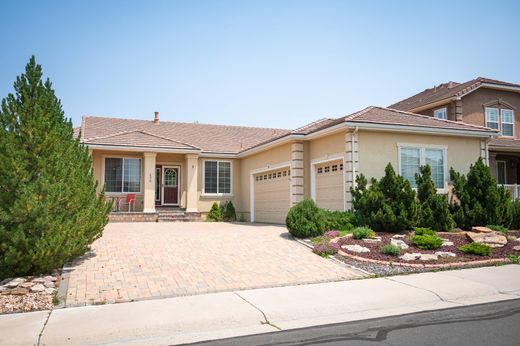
[480,139,489,166]
[455,99,463,122]
[185,154,199,212]
[143,152,157,213]
[290,142,305,205]
[344,131,359,210]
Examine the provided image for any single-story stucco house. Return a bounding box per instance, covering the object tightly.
[79,106,497,223]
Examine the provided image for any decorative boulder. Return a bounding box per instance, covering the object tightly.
[4,278,26,288]
[391,238,409,250]
[341,244,370,253]
[435,251,456,258]
[30,284,46,293]
[471,226,493,233]
[466,231,507,248]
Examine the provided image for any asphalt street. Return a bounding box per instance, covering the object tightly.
[187,298,520,346]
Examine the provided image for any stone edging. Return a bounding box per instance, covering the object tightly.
[337,250,511,268]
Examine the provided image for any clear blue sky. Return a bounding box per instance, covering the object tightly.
[1,0,519,129]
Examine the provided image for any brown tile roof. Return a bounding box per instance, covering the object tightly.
[86,130,199,150]
[489,138,520,150]
[342,106,497,134]
[389,77,520,111]
[81,116,289,154]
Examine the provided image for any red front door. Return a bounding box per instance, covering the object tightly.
[163,167,179,205]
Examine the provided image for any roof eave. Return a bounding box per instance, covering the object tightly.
[83,143,203,154]
[344,121,497,138]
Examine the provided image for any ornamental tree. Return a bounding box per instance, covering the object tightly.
[0,56,111,278]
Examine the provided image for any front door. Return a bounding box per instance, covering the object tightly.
[163,167,179,205]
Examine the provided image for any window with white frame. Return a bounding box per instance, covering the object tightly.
[434,107,447,120]
[485,107,499,130]
[501,109,514,137]
[104,157,141,193]
[399,145,446,189]
[204,160,231,194]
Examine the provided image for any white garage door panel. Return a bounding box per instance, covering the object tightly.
[316,161,344,211]
[254,169,290,224]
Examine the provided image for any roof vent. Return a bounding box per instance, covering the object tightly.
[154,111,159,124]
[448,81,457,89]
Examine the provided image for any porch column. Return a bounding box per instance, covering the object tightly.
[345,131,359,210]
[290,142,305,205]
[185,154,199,212]
[143,152,157,213]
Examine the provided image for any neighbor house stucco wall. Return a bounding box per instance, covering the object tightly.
[357,130,482,181]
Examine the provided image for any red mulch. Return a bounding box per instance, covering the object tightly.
[337,231,520,265]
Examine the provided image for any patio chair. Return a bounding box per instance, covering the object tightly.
[124,194,137,212]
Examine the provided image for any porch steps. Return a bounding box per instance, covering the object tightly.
[156,208,201,222]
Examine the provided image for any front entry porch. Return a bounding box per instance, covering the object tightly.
[489,150,520,199]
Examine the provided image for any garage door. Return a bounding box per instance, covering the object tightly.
[315,160,344,211]
[254,168,290,224]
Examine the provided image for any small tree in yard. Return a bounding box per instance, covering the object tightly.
[450,158,510,230]
[207,202,223,221]
[351,164,417,232]
[415,165,454,231]
[0,57,111,279]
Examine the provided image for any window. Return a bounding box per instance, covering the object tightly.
[399,145,447,189]
[496,161,506,185]
[324,166,330,173]
[340,164,344,170]
[332,165,338,171]
[104,157,141,193]
[501,109,514,137]
[317,167,323,174]
[434,107,447,120]
[204,160,231,194]
[486,107,499,130]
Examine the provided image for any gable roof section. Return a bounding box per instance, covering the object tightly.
[81,116,290,154]
[86,130,199,150]
[389,77,520,112]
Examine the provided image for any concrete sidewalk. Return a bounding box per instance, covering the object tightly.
[2,265,520,345]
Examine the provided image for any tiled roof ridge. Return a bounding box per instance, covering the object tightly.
[343,106,377,121]
[375,106,496,132]
[84,129,200,149]
[82,115,289,133]
[291,117,334,133]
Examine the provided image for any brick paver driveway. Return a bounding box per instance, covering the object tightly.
[64,222,362,306]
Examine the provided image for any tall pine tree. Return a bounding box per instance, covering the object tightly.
[0,56,111,278]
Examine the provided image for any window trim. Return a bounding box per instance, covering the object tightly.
[202,159,233,196]
[101,155,142,194]
[496,160,507,185]
[485,107,500,130]
[397,143,448,192]
[433,107,447,120]
[500,109,515,138]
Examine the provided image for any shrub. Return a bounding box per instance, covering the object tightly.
[0,57,111,278]
[381,244,401,256]
[323,210,355,231]
[415,166,454,231]
[207,202,223,221]
[459,243,491,256]
[324,230,340,238]
[352,227,375,240]
[508,200,520,230]
[312,240,340,257]
[410,234,443,250]
[351,164,417,232]
[413,227,436,236]
[450,158,511,230]
[486,224,508,235]
[286,199,326,238]
[222,201,237,221]
[507,254,520,264]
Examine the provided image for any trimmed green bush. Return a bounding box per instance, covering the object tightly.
[352,227,375,240]
[450,158,511,230]
[207,202,223,222]
[222,201,237,221]
[0,57,111,278]
[351,164,417,232]
[486,224,508,235]
[459,243,491,256]
[413,227,436,236]
[410,234,443,250]
[415,165,454,231]
[381,244,401,256]
[323,210,355,231]
[286,199,326,238]
[508,200,520,230]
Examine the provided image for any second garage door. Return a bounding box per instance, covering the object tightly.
[254,168,290,224]
[315,160,344,211]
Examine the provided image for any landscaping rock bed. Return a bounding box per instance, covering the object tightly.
[0,272,60,314]
[336,231,519,266]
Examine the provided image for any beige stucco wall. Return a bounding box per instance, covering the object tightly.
[308,131,346,161]
[357,130,482,181]
[239,143,292,219]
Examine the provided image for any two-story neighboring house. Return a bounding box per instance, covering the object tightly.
[390,77,520,198]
